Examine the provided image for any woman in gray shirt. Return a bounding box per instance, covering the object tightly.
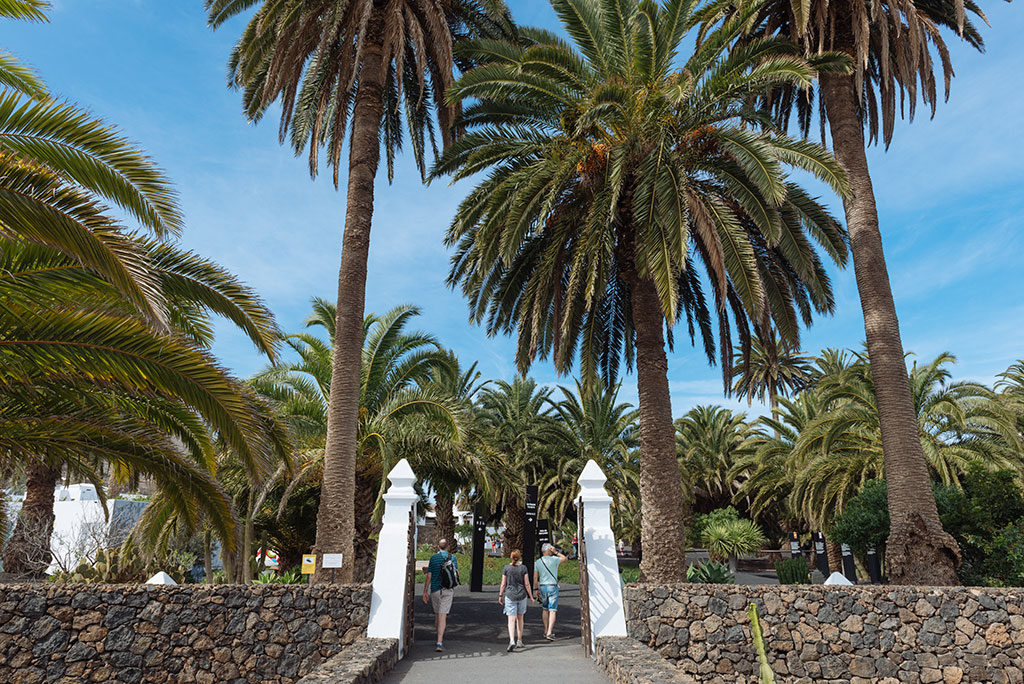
[498,549,532,651]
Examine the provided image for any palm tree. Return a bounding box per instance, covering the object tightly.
[0,1,47,98]
[205,0,512,583]
[543,377,639,529]
[707,0,995,583]
[0,238,283,577]
[251,301,462,578]
[434,0,849,580]
[675,406,755,513]
[412,351,510,545]
[731,332,814,410]
[478,378,559,554]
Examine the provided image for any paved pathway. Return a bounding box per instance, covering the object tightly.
[381,584,609,684]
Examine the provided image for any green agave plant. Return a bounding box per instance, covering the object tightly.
[686,559,735,584]
[702,518,768,572]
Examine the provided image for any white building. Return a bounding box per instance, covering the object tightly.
[1,484,147,574]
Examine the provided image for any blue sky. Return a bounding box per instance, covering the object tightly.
[4,1,1022,416]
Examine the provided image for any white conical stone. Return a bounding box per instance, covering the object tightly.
[145,571,177,585]
[824,571,854,586]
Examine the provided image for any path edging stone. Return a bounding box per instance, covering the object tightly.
[596,636,695,684]
[295,637,399,684]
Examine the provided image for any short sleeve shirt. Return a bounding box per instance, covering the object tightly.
[536,555,562,585]
[503,563,529,601]
[427,551,457,593]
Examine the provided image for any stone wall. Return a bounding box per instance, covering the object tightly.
[625,583,1024,684]
[0,583,369,684]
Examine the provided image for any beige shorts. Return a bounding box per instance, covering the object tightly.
[430,589,454,614]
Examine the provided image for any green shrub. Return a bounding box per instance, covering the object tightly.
[829,479,890,556]
[689,506,740,546]
[253,566,303,584]
[702,518,767,562]
[687,559,735,584]
[775,557,810,585]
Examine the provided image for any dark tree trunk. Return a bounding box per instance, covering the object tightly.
[2,463,60,577]
[434,489,456,549]
[631,277,688,583]
[204,531,214,584]
[503,500,524,557]
[353,469,380,583]
[313,11,386,584]
[820,68,959,585]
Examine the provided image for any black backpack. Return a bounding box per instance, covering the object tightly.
[440,552,459,589]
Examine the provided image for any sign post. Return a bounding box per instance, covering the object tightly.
[788,531,801,558]
[840,543,858,583]
[812,532,830,576]
[537,518,551,554]
[301,554,316,583]
[322,553,343,584]
[523,485,538,577]
[470,504,486,592]
[866,546,882,584]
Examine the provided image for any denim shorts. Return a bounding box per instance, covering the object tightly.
[538,585,559,610]
[503,596,528,616]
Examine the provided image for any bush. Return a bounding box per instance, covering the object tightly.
[702,518,768,562]
[937,466,1024,586]
[775,557,810,585]
[687,559,735,584]
[253,566,303,584]
[829,479,889,556]
[689,506,740,546]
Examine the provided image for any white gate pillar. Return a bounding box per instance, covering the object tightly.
[578,460,628,652]
[367,458,417,656]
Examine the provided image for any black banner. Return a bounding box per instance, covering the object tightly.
[812,532,830,576]
[523,485,538,577]
[470,504,486,592]
[789,531,801,558]
[537,518,551,553]
[866,546,882,584]
[841,543,858,583]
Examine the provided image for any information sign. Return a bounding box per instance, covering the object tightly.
[322,553,344,569]
[301,554,317,574]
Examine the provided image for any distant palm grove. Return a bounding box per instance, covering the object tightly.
[1,0,1021,590]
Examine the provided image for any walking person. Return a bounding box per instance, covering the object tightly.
[533,543,567,640]
[498,549,532,651]
[422,538,458,652]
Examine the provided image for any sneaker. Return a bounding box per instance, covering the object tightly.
[435,643,443,652]
[507,642,515,652]
[545,633,556,641]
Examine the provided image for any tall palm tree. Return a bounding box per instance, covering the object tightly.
[251,301,462,578]
[478,377,559,554]
[205,0,512,583]
[706,0,994,583]
[434,0,849,580]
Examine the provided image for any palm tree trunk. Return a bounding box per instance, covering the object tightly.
[353,469,380,583]
[503,499,523,556]
[2,463,60,577]
[434,489,456,547]
[631,277,688,583]
[242,490,254,584]
[204,530,213,584]
[313,12,386,585]
[820,69,959,585]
